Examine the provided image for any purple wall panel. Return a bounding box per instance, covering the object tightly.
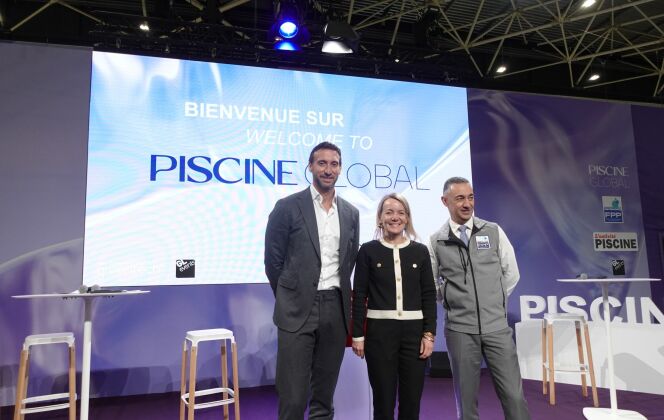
[632,104,664,307]
[467,89,650,322]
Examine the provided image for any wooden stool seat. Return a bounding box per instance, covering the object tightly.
[14,332,77,420]
[180,328,240,420]
[541,314,598,407]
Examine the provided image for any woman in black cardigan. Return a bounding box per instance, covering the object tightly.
[351,193,437,420]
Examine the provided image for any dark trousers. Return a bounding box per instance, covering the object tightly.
[365,319,426,420]
[445,327,531,420]
[276,290,347,420]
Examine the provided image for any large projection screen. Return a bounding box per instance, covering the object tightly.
[83,51,471,286]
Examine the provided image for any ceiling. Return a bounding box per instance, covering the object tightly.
[2,0,664,105]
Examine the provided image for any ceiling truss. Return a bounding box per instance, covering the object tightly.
[2,0,664,104]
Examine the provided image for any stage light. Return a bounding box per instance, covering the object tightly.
[279,21,298,39]
[322,21,359,54]
[581,0,596,8]
[588,73,600,81]
[270,1,308,51]
[275,40,299,51]
[139,22,150,31]
[496,65,507,74]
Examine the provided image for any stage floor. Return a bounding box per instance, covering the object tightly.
[2,371,663,419]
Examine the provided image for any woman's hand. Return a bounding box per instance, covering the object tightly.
[419,337,434,359]
[352,341,365,359]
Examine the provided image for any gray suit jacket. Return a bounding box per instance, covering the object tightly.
[264,187,360,333]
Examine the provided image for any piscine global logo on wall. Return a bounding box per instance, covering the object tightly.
[588,164,630,189]
[602,196,623,223]
[593,232,638,251]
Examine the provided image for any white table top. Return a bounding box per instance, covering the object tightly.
[557,278,660,283]
[12,290,149,298]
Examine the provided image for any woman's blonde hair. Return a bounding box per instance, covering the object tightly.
[374,193,418,240]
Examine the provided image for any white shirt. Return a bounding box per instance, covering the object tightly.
[444,218,520,296]
[310,185,341,290]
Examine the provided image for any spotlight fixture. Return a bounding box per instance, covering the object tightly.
[588,73,600,81]
[581,0,597,8]
[275,40,298,51]
[322,21,360,54]
[495,65,507,74]
[139,22,150,31]
[279,21,298,39]
[270,1,309,51]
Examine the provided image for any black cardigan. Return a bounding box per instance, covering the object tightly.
[352,239,437,338]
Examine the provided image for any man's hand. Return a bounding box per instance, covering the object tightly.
[352,341,365,359]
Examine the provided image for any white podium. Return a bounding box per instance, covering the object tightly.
[557,278,660,420]
[13,290,149,420]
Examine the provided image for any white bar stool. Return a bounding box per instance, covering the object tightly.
[541,313,598,407]
[13,332,76,420]
[179,328,240,420]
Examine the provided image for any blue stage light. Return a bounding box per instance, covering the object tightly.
[275,40,298,51]
[278,21,298,39]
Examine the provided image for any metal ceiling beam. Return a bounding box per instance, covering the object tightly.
[437,0,561,36]
[354,3,427,30]
[614,29,658,71]
[486,12,515,75]
[450,0,658,51]
[536,12,664,46]
[575,28,610,86]
[11,0,102,32]
[347,0,355,23]
[583,72,658,89]
[387,0,406,56]
[219,0,250,14]
[436,1,483,76]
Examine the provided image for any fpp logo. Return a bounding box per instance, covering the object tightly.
[611,259,625,276]
[602,196,623,223]
[176,259,195,278]
[593,232,638,251]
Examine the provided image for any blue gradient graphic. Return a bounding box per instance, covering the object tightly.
[84,52,470,286]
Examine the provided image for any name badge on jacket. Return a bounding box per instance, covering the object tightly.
[476,235,490,249]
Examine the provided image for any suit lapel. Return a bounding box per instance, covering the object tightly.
[297,189,321,259]
[338,198,350,266]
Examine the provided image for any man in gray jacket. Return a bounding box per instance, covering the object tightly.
[430,177,530,420]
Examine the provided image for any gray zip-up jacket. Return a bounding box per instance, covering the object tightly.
[429,217,519,334]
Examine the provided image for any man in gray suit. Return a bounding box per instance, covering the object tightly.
[265,141,360,420]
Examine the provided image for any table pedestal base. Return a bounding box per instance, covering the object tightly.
[583,407,646,419]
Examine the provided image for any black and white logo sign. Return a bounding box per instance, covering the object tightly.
[611,259,625,276]
[176,259,195,278]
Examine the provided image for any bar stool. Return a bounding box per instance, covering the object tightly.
[13,332,76,420]
[179,328,240,420]
[541,313,598,407]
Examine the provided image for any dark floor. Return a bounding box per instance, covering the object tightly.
[2,372,663,419]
